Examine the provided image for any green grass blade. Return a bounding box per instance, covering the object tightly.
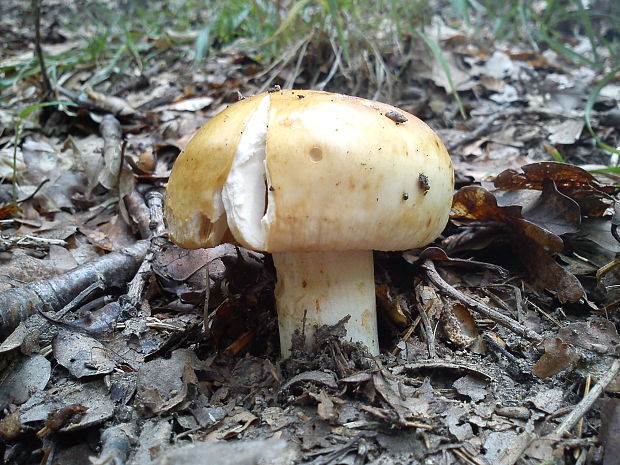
[194,26,212,66]
[19,100,76,119]
[588,166,620,174]
[574,0,600,66]
[584,64,620,157]
[533,29,598,68]
[413,29,466,119]
[322,0,350,65]
[257,0,311,46]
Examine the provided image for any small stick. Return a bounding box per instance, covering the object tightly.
[146,190,165,237]
[0,234,66,250]
[0,240,149,337]
[55,86,108,113]
[391,315,421,356]
[576,375,591,438]
[498,358,620,465]
[483,332,520,364]
[123,188,151,239]
[416,299,437,359]
[124,190,166,313]
[553,358,620,437]
[32,0,52,96]
[98,115,123,190]
[41,280,102,319]
[422,260,543,344]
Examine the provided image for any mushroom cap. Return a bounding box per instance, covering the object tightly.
[165,89,454,252]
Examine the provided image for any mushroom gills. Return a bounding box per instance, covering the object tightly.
[221,94,272,250]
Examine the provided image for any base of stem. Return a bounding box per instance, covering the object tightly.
[273,250,379,357]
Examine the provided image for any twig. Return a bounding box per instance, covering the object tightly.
[55,86,109,113]
[32,0,52,97]
[146,189,165,237]
[0,240,149,338]
[392,361,492,382]
[98,115,123,190]
[527,298,563,328]
[90,424,134,465]
[122,188,151,239]
[0,234,66,250]
[36,281,104,336]
[552,358,620,437]
[452,446,487,465]
[124,190,166,314]
[391,315,421,356]
[415,294,437,359]
[422,260,543,344]
[575,375,591,440]
[17,178,49,204]
[497,358,620,465]
[483,332,520,363]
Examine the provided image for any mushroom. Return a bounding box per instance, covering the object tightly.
[164,89,454,356]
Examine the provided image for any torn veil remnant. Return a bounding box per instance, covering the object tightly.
[165,89,454,357]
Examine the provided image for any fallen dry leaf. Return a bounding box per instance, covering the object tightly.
[558,319,620,356]
[442,303,479,348]
[494,161,616,217]
[532,337,579,377]
[494,162,614,195]
[451,185,584,302]
[317,390,338,421]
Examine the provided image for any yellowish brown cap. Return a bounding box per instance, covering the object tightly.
[165,89,454,252]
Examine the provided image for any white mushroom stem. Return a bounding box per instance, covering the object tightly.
[272,250,379,357]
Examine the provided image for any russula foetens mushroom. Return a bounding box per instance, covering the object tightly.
[164,89,454,356]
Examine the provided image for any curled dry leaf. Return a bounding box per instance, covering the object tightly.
[494,161,616,217]
[85,87,136,116]
[519,178,581,235]
[37,404,88,437]
[453,374,488,402]
[317,390,338,421]
[442,303,479,348]
[412,246,509,277]
[371,370,432,426]
[451,185,584,302]
[98,115,123,190]
[415,284,444,321]
[494,162,615,195]
[532,337,579,377]
[204,410,258,441]
[136,150,157,173]
[376,283,408,326]
[135,349,199,415]
[281,370,338,391]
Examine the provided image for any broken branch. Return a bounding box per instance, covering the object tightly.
[497,358,620,465]
[0,240,149,338]
[0,234,66,250]
[552,358,620,437]
[422,260,543,344]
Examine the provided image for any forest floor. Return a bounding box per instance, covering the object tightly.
[0,1,619,464]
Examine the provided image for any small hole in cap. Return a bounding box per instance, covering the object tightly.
[309,146,322,162]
